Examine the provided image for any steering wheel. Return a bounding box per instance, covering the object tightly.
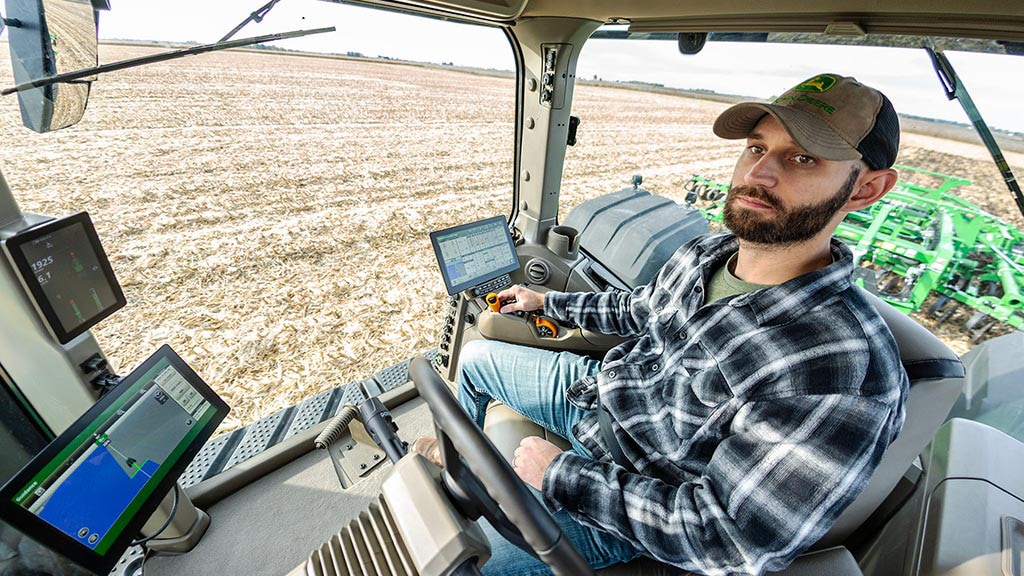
[408,357,595,576]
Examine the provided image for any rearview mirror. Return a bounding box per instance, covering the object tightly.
[4,0,98,132]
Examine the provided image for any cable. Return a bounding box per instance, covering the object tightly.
[130,484,179,547]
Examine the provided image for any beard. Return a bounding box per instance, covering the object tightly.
[722,166,860,246]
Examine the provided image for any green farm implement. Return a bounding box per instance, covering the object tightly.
[687,165,1024,342]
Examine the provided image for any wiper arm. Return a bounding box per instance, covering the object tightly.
[1,27,335,96]
[926,46,1024,220]
[219,0,285,43]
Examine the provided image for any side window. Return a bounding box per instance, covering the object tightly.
[564,30,1024,355]
[565,31,745,216]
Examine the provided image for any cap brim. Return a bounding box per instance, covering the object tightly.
[713,103,862,162]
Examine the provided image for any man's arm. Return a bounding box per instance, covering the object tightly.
[543,282,658,337]
[497,236,701,336]
[540,393,899,575]
[495,281,658,338]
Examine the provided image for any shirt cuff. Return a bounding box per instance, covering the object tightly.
[541,451,587,512]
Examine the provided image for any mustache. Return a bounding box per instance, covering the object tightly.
[728,185,781,210]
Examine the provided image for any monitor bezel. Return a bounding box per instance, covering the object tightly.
[428,215,520,296]
[1,211,127,345]
[0,344,229,575]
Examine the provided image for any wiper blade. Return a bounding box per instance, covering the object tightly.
[1,27,335,96]
[926,46,1024,220]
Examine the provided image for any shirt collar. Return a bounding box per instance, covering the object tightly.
[693,233,854,327]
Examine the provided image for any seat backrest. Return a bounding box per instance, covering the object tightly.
[815,288,965,549]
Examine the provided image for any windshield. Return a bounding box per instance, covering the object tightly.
[566,31,1024,355]
[0,4,515,434]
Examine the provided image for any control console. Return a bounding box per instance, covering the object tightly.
[472,273,512,297]
[429,217,521,376]
[435,294,460,371]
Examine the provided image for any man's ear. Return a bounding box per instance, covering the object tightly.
[845,168,898,212]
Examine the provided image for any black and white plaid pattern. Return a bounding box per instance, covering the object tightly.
[541,233,908,575]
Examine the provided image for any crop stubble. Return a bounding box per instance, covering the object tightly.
[0,44,1020,434]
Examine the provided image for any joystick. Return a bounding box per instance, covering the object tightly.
[485,292,501,312]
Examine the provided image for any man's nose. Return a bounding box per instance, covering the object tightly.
[744,154,779,188]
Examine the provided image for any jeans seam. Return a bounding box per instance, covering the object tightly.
[475,394,489,428]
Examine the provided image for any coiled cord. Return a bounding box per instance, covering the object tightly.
[130,483,179,547]
[313,404,359,450]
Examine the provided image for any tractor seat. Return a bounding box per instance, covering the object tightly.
[472,287,965,574]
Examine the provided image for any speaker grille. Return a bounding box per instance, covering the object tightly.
[301,496,416,575]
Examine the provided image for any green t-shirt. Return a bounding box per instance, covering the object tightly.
[705,252,775,304]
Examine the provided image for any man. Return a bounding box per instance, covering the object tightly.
[417,74,909,575]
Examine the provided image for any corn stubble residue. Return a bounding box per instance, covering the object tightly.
[0,44,1020,434]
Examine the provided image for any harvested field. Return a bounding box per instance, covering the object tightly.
[1,44,1021,434]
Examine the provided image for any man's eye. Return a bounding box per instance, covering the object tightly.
[793,154,816,165]
[747,145,765,155]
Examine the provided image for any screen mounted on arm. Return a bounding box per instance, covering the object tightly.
[429,215,520,296]
[0,345,229,574]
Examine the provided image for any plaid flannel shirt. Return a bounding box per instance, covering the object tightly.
[541,232,908,575]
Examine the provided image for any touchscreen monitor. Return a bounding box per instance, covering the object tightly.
[2,212,126,344]
[0,345,229,574]
[429,216,519,295]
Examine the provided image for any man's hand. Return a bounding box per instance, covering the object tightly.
[513,436,563,490]
[496,285,545,314]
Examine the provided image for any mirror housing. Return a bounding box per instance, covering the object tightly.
[677,32,708,55]
[4,0,98,132]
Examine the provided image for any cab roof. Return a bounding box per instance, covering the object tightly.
[339,0,1024,42]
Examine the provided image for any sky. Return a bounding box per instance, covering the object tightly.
[15,0,1024,132]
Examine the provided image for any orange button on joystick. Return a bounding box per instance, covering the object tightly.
[485,292,501,313]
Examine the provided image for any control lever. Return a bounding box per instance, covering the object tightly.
[486,292,525,317]
[485,289,528,315]
[485,292,502,312]
[358,397,408,464]
[485,292,558,337]
[534,317,558,338]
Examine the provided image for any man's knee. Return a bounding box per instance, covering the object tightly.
[459,338,502,372]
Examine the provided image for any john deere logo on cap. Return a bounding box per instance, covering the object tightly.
[793,75,837,93]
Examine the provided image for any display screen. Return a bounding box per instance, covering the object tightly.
[0,345,229,574]
[429,216,519,295]
[2,212,126,344]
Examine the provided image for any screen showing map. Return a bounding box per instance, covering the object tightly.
[429,216,519,295]
[0,345,228,573]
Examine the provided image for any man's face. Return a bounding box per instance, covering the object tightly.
[725,115,862,246]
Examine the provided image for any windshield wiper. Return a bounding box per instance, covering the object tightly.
[926,46,1024,220]
[1,27,335,96]
[220,0,285,43]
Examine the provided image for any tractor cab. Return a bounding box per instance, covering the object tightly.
[1,1,1023,575]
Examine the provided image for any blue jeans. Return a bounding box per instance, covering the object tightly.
[455,339,641,576]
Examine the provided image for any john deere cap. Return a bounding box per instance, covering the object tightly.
[713,73,900,170]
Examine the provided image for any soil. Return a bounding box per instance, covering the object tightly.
[0,43,1020,433]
